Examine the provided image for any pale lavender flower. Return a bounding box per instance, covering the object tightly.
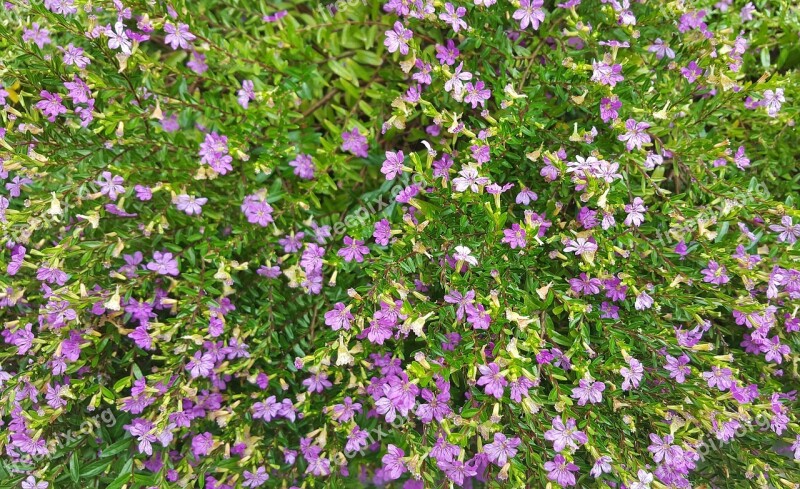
[513,0,546,30]
[164,22,196,50]
[384,21,412,55]
[571,378,605,405]
[544,417,587,452]
[544,454,579,486]
[618,119,651,151]
[620,357,643,390]
[174,194,207,215]
[484,433,521,466]
[477,362,507,399]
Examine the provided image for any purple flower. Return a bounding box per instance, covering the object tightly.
[439,3,468,33]
[620,357,644,390]
[701,260,730,285]
[618,119,651,151]
[35,90,68,122]
[302,371,332,393]
[544,454,580,487]
[341,127,369,157]
[701,365,733,391]
[435,39,460,65]
[146,251,179,276]
[23,23,51,48]
[571,378,605,405]
[289,153,315,180]
[513,0,546,30]
[681,60,702,83]
[591,61,624,87]
[384,21,412,55]
[242,466,269,487]
[338,236,369,263]
[382,444,407,480]
[623,197,647,227]
[174,194,207,215]
[769,216,800,244]
[381,150,405,179]
[663,354,691,383]
[164,22,196,49]
[191,432,214,457]
[477,362,507,399]
[544,417,588,452]
[600,96,621,122]
[324,303,353,331]
[464,80,491,108]
[502,223,527,249]
[484,433,521,466]
[237,79,256,109]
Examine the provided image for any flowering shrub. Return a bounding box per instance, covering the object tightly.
[1,0,799,488]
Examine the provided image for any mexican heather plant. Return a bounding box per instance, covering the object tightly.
[0,0,799,488]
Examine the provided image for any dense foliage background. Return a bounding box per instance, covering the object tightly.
[0,0,799,488]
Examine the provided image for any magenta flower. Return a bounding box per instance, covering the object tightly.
[681,60,702,83]
[544,454,580,486]
[477,362,507,399]
[600,96,621,122]
[484,433,521,466]
[338,236,370,263]
[513,0,546,30]
[146,251,180,276]
[436,39,460,65]
[164,22,196,50]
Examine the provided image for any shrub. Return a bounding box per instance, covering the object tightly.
[0,0,799,488]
